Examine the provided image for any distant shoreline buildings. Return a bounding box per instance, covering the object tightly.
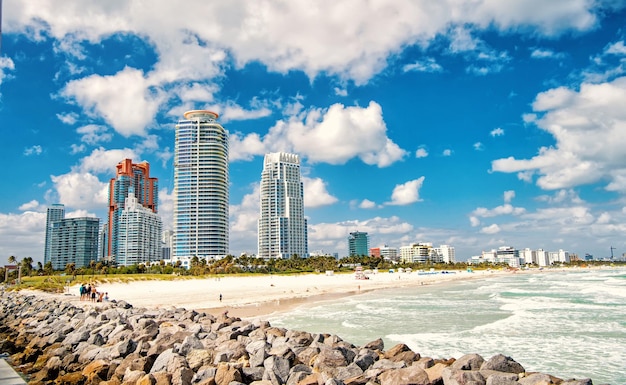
[38,111,588,270]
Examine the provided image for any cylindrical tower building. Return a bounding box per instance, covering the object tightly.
[173,110,229,258]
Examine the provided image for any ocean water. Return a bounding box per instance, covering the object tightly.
[268,268,626,384]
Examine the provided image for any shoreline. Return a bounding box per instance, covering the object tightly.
[19,267,568,319]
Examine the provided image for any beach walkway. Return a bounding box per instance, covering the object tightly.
[0,357,27,385]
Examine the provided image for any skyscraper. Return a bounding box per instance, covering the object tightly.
[106,159,158,260]
[348,231,369,256]
[49,217,100,270]
[258,152,308,259]
[173,110,229,259]
[44,203,65,265]
[116,191,163,266]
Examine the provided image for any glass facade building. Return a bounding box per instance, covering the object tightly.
[49,217,100,270]
[173,110,229,258]
[44,203,65,265]
[107,159,158,259]
[258,152,308,259]
[348,231,369,256]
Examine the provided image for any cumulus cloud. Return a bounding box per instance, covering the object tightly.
[303,177,338,208]
[490,127,504,137]
[359,199,377,209]
[229,184,261,255]
[503,190,515,203]
[443,149,452,156]
[415,147,429,158]
[387,177,425,206]
[480,224,501,234]
[4,0,610,132]
[50,172,109,210]
[77,124,113,145]
[18,200,43,212]
[0,211,46,260]
[474,142,484,151]
[61,67,166,137]
[78,147,139,174]
[56,112,79,125]
[492,76,626,190]
[230,101,407,167]
[0,57,15,90]
[24,145,42,156]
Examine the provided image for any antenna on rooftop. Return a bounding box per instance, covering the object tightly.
[610,246,616,259]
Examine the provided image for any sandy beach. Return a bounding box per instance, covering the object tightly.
[23,268,516,319]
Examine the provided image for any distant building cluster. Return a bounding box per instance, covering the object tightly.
[41,110,581,271]
[469,246,571,267]
[43,111,312,270]
[345,231,457,264]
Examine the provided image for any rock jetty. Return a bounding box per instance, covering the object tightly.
[0,292,596,385]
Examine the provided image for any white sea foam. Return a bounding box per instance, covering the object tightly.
[270,269,626,384]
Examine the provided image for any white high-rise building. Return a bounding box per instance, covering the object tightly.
[435,245,456,263]
[258,152,308,259]
[117,192,163,266]
[173,110,229,259]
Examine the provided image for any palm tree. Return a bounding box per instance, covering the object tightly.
[21,257,33,276]
[7,255,16,265]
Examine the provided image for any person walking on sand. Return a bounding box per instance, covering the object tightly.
[219,293,222,302]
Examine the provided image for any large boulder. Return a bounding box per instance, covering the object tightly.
[480,354,525,374]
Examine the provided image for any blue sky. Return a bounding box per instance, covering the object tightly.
[2,1,626,264]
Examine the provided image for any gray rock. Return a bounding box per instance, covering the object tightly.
[362,338,384,351]
[442,367,486,385]
[336,362,364,380]
[485,372,520,385]
[263,355,291,384]
[481,354,525,374]
[453,353,485,370]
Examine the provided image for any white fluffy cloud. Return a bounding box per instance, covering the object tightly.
[61,67,166,137]
[4,0,609,135]
[50,172,109,210]
[415,148,429,158]
[78,147,139,174]
[492,76,626,190]
[77,125,112,145]
[303,177,338,208]
[230,101,407,167]
[480,224,501,234]
[490,127,504,137]
[0,210,46,260]
[387,177,425,206]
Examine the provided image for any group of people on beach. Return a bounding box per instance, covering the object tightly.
[79,283,108,303]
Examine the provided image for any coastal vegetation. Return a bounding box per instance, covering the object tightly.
[2,253,623,294]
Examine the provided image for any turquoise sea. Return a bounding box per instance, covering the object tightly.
[268,268,626,384]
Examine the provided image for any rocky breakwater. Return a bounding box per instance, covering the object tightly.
[0,292,596,385]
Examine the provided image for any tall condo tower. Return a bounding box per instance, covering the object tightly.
[174,110,229,258]
[107,159,158,260]
[44,204,65,264]
[258,152,308,259]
